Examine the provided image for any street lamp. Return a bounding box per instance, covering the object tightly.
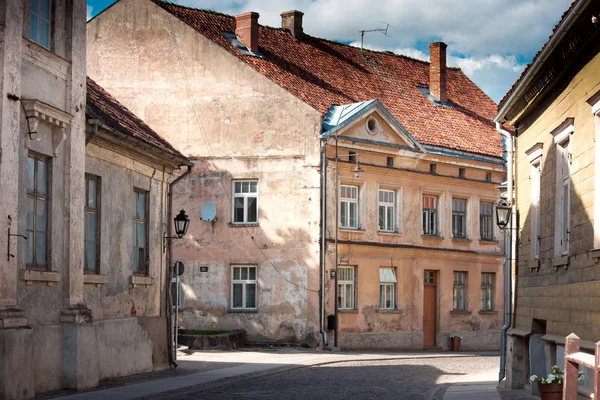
[495,198,511,230]
[164,209,190,252]
[352,161,363,178]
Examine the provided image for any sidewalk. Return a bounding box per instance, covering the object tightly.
[53,348,498,400]
[442,364,501,400]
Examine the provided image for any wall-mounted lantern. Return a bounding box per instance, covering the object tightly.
[352,162,363,178]
[495,198,511,230]
[164,210,190,252]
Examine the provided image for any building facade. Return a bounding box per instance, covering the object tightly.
[87,0,506,349]
[495,0,600,394]
[0,2,189,398]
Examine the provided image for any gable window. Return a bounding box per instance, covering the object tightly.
[337,266,355,309]
[133,189,148,274]
[232,180,258,224]
[340,185,359,229]
[26,154,49,269]
[379,267,396,310]
[30,0,51,49]
[452,198,467,238]
[231,265,257,310]
[453,271,467,311]
[378,189,395,232]
[84,175,100,273]
[481,273,495,312]
[553,123,572,257]
[422,195,438,236]
[480,202,494,241]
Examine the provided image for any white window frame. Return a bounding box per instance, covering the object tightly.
[480,272,494,312]
[30,0,52,49]
[553,123,573,257]
[590,94,600,249]
[451,197,467,239]
[230,265,257,310]
[340,185,359,229]
[337,266,355,310]
[422,194,439,236]
[378,189,395,232]
[379,267,397,310]
[232,180,258,224]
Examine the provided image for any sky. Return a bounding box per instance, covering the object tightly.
[86,0,573,103]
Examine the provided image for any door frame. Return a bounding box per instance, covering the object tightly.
[423,270,439,347]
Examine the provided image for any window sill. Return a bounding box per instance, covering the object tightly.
[450,310,471,315]
[528,259,540,271]
[228,308,259,313]
[451,237,471,242]
[478,310,498,315]
[377,230,402,236]
[376,309,402,314]
[130,275,154,288]
[229,223,259,228]
[339,228,365,233]
[84,274,107,287]
[338,309,359,313]
[422,235,443,240]
[552,256,569,270]
[479,239,498,244]
[19,269,60,287]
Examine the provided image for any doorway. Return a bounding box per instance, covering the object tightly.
[423,270,437,347]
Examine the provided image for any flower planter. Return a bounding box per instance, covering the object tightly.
[537,382,563,400]
[450,337,461,351]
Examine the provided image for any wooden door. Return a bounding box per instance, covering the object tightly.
[423,270,437,347]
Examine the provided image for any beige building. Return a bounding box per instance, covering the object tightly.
[87,0,505,349]
[0,2,189,398]
[495,0,600,393]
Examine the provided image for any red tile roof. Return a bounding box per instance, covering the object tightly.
[154,1,503,158]
[86,76,189,163]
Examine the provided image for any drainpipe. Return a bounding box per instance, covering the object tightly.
[166,164,192,368]
[320,137,328,347]
[497,122,515,382]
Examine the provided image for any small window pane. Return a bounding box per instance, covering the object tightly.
[232,283,243,308]
[249,267,256,280]
[36,199,46,231]
[137,223,145,248]
[87,213,96,241]
[39,20,49,48]
[246,283,256,308]
[41,0,50,18]
[26,197,34,230]
[241,267,248,280]
[36,232,46,265]
[26,232,34,264]
[233,267,240,280]
[247,197,257,222]
[29,14,38,43]
[38,159,47,192]
[234,182,242,193]
[27,157,35,190]
[86,242,96,271]
[250,181,257,193]
[242,181,249,193]
[234,198,244,222]
[88,179,97,208]
[137,193,145,219]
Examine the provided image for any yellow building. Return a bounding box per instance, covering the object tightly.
[495,0,600,393]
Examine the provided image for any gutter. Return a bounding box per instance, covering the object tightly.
[166,164,193,368]
[496,122,515,382]
[495,0,589,123]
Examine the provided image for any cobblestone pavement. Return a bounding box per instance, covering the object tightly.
[180,356,505,400]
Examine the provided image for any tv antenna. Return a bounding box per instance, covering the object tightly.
[359,22,393,53]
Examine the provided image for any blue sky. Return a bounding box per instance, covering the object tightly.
[87,0,573,103]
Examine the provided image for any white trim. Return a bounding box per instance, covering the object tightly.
[591,96,600,116]
[230,265,258,310]
[530,159,542,260]
[231,180,258,224]
[553,123,574,145]
[554,138,571,257]
[526,143,543,164]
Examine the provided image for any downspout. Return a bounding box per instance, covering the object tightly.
[320,137,328,347]
[497,122,515,382]
[166,164,192,368]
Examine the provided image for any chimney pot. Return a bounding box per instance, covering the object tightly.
[281,10,304,38]
[236,12,259,53]
[429,42,448,103]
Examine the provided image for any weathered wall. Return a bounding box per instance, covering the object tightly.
[324,112,505,350]
[87,0,323,344]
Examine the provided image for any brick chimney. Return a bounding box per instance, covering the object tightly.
[429,42,447,102]
[281,10,304,38]
[236,12,259,53]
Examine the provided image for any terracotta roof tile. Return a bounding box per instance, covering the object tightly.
[154,1,503,158]
[86,76,188,162]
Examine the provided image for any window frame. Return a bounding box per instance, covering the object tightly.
[232,180,259,224]
[379,267,397,310]
[451,197,467,239]
[479,201,495,241]
[230,265,258,310]
[553,124,572,257]
[452,271,467,311]
[29,0,52,49]
[337,266,356,310]
[340,185,359,230]
[480,272,495,312]
[26,153,50,270]
[132,188,149,275]
[84,174,101,274]
[422,194,439,236]
[378,189,395,232]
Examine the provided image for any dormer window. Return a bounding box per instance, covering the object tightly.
[30,0,52,49]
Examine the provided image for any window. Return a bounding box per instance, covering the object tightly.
[452,198,467,238]
[337,266,355,309]
[481,273,495,311]
[429,164,437,174]
[349,151,357,163]
[386,157,394,167]
[84,175,100,273]
[458,168,465,178]
[422,195,438,235]
[30,0,51,48]
[341,185,359,229]
[531,161,542,259]
[557,140,571,255]
[232,180,258,224]
[171,276,182,310]
[231,265,257,309]
[133,189,148,274]
[378,189,395,232]
[26,154,49,269]
[485,172,492,182]
[480,202,494,241]
[379,268,396,309]
[453,271,467,311]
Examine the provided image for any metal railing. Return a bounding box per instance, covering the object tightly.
[563,333,600,400]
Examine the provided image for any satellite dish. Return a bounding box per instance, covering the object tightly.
[201,201,217,222]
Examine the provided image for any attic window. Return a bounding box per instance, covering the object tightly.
[366,117,378,134]
[430,164,437,174]
[458,168,465,178]
[349,151,357,163]
[387,157,394,167]
[222,32,262,57]
[485,172,492,182]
